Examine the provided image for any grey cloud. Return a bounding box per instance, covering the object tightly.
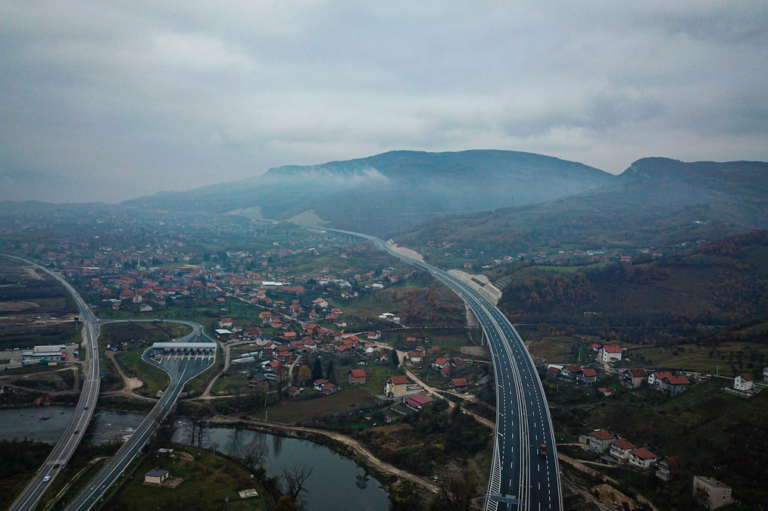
[0,1,767,202]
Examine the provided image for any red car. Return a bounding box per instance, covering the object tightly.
[74,429,80,434]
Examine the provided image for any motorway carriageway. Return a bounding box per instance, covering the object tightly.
[2,256,101,511]
[330,231,563,511]
[64,326,215,511]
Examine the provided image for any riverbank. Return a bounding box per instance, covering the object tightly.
[207,415,439,497]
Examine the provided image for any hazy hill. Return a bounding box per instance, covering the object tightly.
[394,157,768,253]
[122,150,612,234]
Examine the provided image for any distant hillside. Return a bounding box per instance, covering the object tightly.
[394,157,768,253]
[123,150,612,234]
[499,230,768,345]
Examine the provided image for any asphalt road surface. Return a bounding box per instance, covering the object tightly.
[329,231,563,511]
[63,326,215,511]
[3,256,101,511]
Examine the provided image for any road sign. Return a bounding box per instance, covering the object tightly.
[100,370,105,376]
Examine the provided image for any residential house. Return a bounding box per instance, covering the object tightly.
[219,318,233,329]
[577,368,598,385]
[249,373,268,390]
[585,430,615,452]
[692,476,732,510]
[449,378,469,392]
[561,365,582,381]
[320,383,339,395]
[598,387,614,397]
[144,469,170,485]
[367,331,381,340]
[288,385,301,398]
[408,351,424,363]
[348,368,367,385]
[599,345,623,363]
[547,366,562,380]
[313,379,329,391]
[313,298,328,309]
[648,371,672,389]
[734,373,754,391]
[405,393,433,411]
[622,368,648,388]
[432,357,450,372]
[385,375,409,398]
[609,438,637,461]
[628,448,659,469]
[656,456,679,481]
[660,374,691,395]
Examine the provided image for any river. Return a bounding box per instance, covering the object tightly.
[0,407,391,511]
[0,406,146,444]
[174,422,391,511]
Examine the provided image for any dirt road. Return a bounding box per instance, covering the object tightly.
[209,415,439,493]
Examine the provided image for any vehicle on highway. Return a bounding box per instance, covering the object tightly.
[43,476,51,482]
[540,444,548,458]
[53,464,60,469]
[74,429,79,434]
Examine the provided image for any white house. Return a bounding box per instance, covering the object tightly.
[599,345,623,363]
[609,438,637,461]
[628,448,659,469]
[734,373,754,392]
[584,430,615,453]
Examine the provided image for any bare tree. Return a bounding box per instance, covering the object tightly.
[240,441,269,469]
[281,462,314,505]
[182,417,210,447]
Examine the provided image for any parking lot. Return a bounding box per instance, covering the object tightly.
[0,344,80,369]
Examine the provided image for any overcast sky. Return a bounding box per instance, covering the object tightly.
[1,1,767,202]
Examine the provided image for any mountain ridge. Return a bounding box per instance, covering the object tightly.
[122,149,614,234]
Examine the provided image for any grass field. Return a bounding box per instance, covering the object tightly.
[116,349,169,397]
[624,342,768,377]
[333,363,393,398]
[107,445,262,511]
[261,387,376,423]
[211,372,250,396]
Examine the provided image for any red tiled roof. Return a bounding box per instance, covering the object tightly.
[388,375,408,385]
[405,394,433,406]
[602,345,622,353]
[630,448,658,460]
[589,430,615,441]
[627,368,648,377]
[582,369,598,377]
[349,369,366,378]
[663,375,690,385]
[610,438,637,450]
[451,378,469,387]
[740,373,754,381]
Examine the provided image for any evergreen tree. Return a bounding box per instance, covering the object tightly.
[326,360,336,383]
[391,348,399,367]
[311,358,323,381]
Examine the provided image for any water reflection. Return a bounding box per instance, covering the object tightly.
[173,422,390,511]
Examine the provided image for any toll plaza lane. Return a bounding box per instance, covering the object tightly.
[63,327,215,511]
